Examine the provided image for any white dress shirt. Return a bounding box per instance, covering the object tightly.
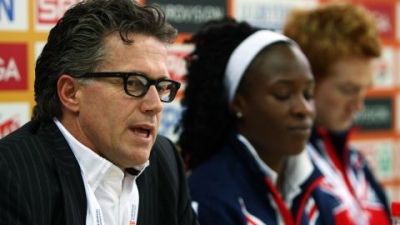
[54,119,148,225]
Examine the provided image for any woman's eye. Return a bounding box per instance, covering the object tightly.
[304,90,314,100]
[336,85,359,95]
[274,94,290,101]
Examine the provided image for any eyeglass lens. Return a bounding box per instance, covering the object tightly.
[126,75,178,102]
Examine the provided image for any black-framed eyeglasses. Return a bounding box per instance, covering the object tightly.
[73,72,181,103]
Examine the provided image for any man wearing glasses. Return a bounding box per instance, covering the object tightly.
[0,0,198,225]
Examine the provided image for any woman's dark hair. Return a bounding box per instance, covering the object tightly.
[32,0,177,121]
[178,18,258,170]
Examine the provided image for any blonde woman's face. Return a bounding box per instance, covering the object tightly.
[314,57,376,132]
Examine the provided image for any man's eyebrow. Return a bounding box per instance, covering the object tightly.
[129,71,170,79]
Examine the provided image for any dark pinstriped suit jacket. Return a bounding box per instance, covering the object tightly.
[0,119,198,225]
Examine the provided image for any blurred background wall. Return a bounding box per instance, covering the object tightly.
[0,0,399,201]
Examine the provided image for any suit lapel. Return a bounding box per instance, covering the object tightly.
[136,141,158,225]
[38,120,87,224]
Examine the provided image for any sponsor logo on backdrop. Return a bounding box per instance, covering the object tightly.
[35,42,46,61]
[351,140,394,180]
[398,3,400,42]
[159,102,182,143]
[0,103,29,139]
[234,0,317,31]
[0,43,27,91]
[146,0,225,33]
[167,44,193,83]
[159,44,193,142]
[374,47,394,88]
[35,0,81,31]
[0,0,28,31]
[362,2,395,41]
[396,94,400,133]
[354,97,392,132]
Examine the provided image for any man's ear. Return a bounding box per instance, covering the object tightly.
[57,74,81,113]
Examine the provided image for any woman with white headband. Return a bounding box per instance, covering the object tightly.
[178,18,343,225]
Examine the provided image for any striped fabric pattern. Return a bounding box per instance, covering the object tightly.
[0,120,198,225]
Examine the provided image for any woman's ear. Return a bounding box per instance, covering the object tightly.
[57,74,81,113]
[231,93,245,119]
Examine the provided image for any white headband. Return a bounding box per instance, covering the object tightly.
[224,30,293,104]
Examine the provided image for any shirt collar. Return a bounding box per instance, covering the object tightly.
[237,134,278,184]
[237,134,313,191]
[53,119,148,190]
[282,144,314,195]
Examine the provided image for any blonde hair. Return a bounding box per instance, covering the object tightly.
[283,2,381,81]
